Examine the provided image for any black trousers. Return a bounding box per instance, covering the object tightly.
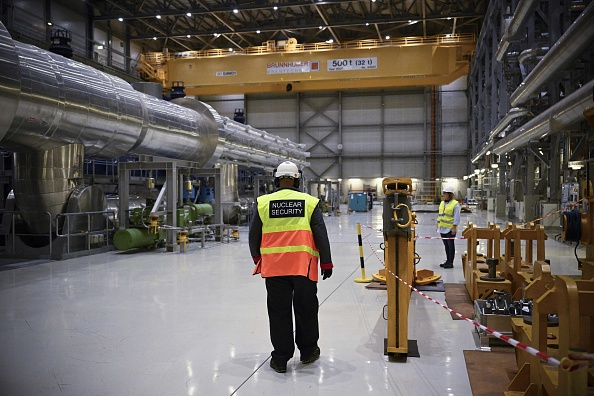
[440,230,455,265]
[265,276,319,364]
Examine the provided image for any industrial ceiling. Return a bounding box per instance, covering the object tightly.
[88,0,486,53]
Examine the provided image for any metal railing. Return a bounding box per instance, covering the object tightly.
[142,33,476,63]
[55,210,115,254]
[2,211,53,257]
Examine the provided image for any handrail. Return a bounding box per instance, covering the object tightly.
[141,33,476,63]
[55,210,116,254]
[2,211,52,258]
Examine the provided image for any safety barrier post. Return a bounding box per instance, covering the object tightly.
[354,222,373,283]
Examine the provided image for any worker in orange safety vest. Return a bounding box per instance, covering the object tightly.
[249,161,333,374]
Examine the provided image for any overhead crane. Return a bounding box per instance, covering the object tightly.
[140,34,476,95]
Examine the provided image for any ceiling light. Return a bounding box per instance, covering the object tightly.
[118,18,123,22]
[153,37,157,40]
[508,161,512,166]
[273,6,278,10]
[187,35,191,38]
[385,35,390,40]
[47,22,52,26]
[326,39,333,43]
[447,17,452,20]
[319,26,323,29]
[228,48,233,52]
[366,23,369,26]
[233,9,238,13]
[156,15,161,19]
[256,30,261,33]
[186,12,191,17]
[491,163,499,169]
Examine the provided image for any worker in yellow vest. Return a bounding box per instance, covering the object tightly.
[437,186,460,269]
[249,161,333,374]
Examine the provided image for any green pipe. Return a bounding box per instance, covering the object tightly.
[113,228,159,250]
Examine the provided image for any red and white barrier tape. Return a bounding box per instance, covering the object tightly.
[360,224,465,240]
[361,232,562,367]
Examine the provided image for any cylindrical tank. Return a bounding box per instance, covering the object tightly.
[113,228,159,250]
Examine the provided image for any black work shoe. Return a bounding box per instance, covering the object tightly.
[300,347,320,364]
[270,359,287,373]
[439,262,447,267]
[442,263,453,269]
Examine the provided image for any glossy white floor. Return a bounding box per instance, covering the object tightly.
[0,204,583,395]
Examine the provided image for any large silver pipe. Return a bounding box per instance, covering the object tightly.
[509,2,594,106]
[0,22,308,168]
[471,108,531,164]
[487,107,533,141]
[495,0,539,61]
[492,79,594,156]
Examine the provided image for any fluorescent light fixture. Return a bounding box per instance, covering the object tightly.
[491,163,499,169]
[233,9,238,13]
[96,45,104,50]
[256,30,261,33]
[156,15,161,19]
[118,18,123,22]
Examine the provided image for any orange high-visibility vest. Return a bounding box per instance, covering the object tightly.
[256,189,320,281]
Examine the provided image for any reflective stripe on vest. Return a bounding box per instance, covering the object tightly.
[257,189,320,281]
[438,200,458,229]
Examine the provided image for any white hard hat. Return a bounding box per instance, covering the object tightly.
[443,186,455,194]
[275,161,300,179]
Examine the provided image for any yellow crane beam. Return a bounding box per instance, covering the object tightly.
[141,35,475,95]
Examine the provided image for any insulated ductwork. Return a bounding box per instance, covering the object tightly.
[0,22,308,167]
[492,79,594,155]
[509,2,594,106]
[0,21,308,233]
[495,0,539,62]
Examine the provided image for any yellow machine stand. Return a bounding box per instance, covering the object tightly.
[381,178,416,357]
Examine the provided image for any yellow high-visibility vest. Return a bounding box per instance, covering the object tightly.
[256,189,320,281]
[438,200,458,229]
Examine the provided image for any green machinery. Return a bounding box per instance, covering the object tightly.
[113,203,213,250]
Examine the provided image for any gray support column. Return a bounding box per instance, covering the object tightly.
[166,162,177,252]
[117,163,130,230]
[549,133,561,203]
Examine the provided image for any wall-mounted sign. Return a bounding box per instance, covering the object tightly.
[327,57,377,71]
[216,71,237,76]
